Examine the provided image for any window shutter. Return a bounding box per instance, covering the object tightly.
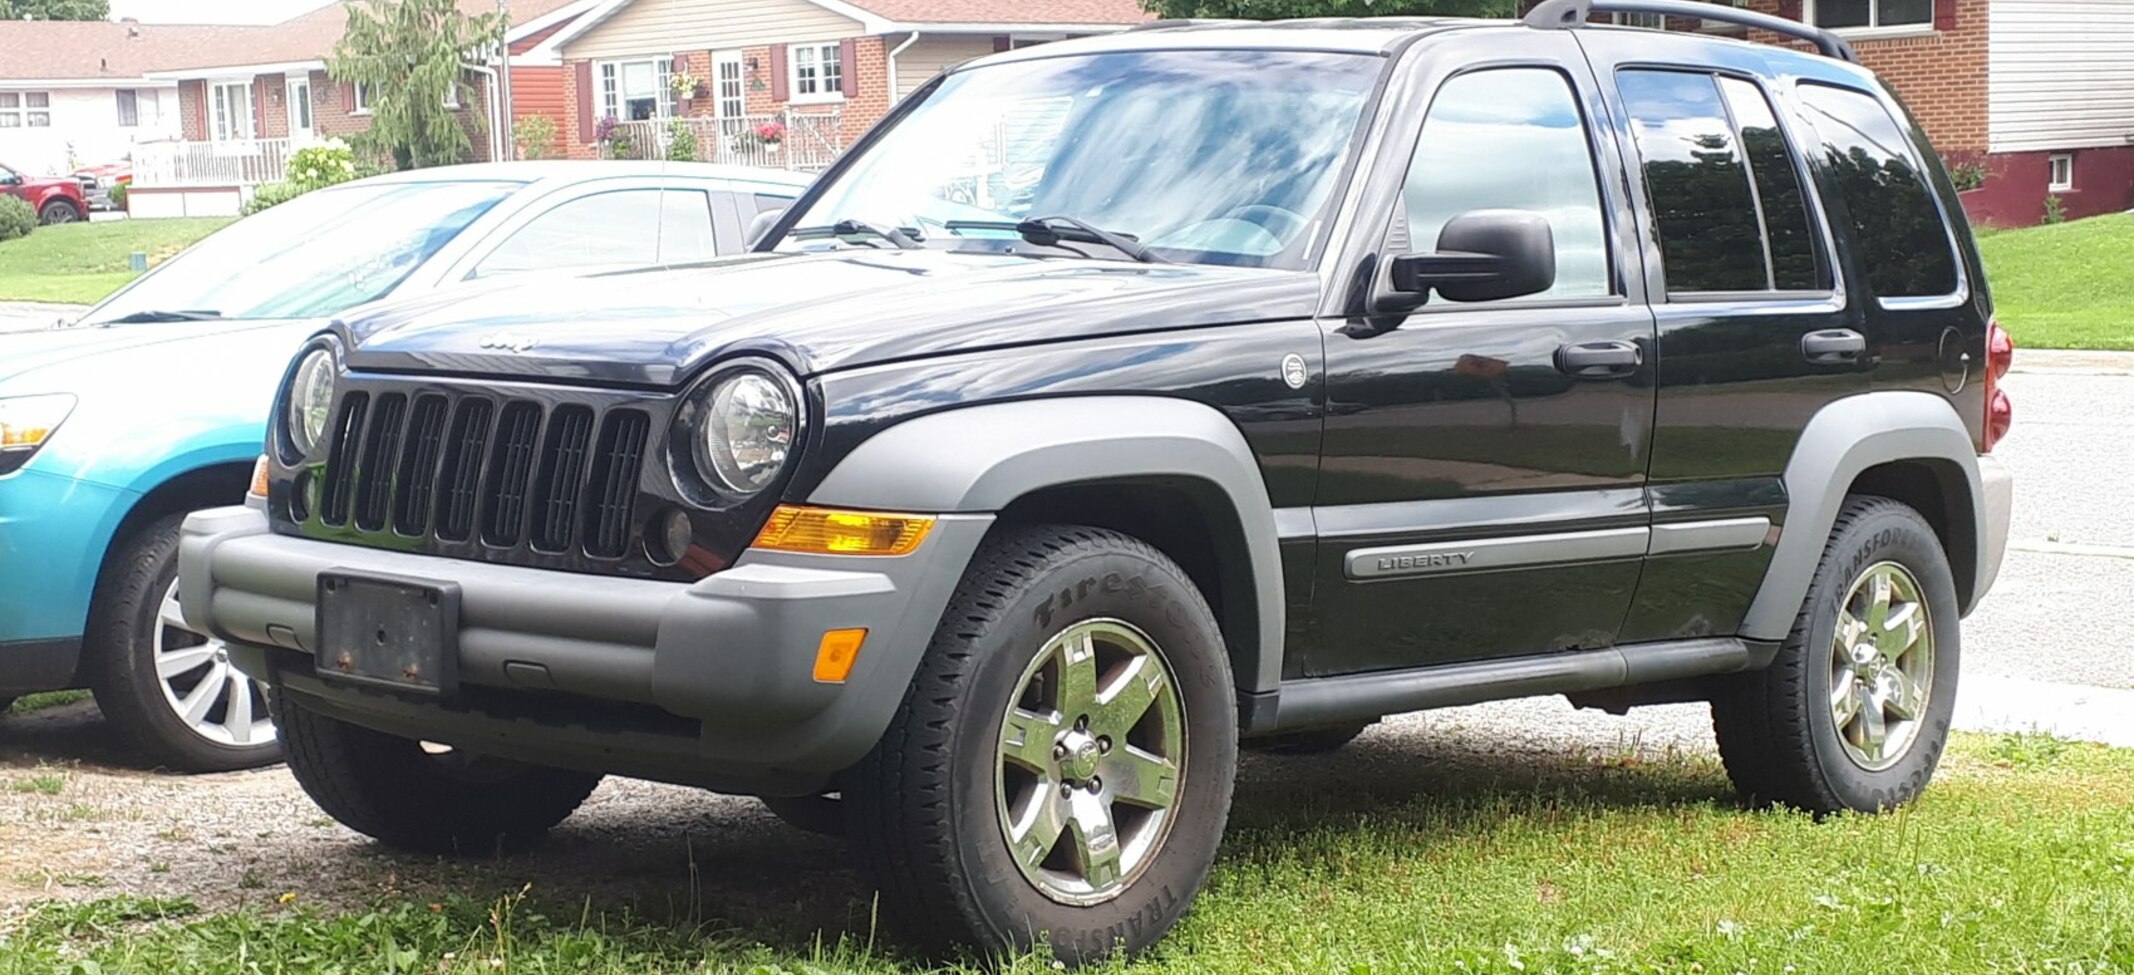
[1934,0,1957,31]
[839,38,859,98]
[993,35,1011,53]
[574,60,594,141]
[769,44,789,102]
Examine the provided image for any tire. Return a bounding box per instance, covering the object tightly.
[87,514,283,772]
[275,693,602,855]
[1712,496,1961,814]
[39,200,82,225]
[759,794,846,837]
[846,525,1238,965]
[1243,722,1372,755]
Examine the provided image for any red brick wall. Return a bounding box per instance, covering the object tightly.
[1743,0,1989,153]
[1961,146,2134,227]
[256,74,289,139]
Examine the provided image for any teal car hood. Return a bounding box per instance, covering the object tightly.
[0,320,300,386]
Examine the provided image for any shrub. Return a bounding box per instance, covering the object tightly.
[242,181,307,216]
[664,118,699,162]
[2043,194,2067,226]
[0,196,34,241]
[1945,158,1988,193]
[108,182,129,211]
[286,139,358,192]
[512,114,558,160]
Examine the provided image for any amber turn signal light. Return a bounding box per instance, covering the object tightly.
[813,628,867,683]
[248,454,271,499]
[753,505,934,556]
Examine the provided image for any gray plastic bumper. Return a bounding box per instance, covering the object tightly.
[177,506,992,791]
[1975,452,2013,605]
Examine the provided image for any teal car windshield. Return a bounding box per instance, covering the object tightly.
[776,49,1383,269]
[80,180,520,326]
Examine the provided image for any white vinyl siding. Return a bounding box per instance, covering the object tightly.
[1989,0,2134,153]
[566,0,862,61]
[893,34,995,100]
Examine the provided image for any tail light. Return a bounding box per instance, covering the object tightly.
[1982,319,2014,452]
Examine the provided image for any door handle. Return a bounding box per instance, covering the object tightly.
[1555,340,1643,379]
[1802,328,1867,364]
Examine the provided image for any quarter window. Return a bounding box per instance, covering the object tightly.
[473,189,718,278]
[1811,0,1933,30]
[1618,70,1828,294]
[1796,83,1958,299]
[1399,68,1612,300]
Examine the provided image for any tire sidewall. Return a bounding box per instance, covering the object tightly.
[41,200,81,225]
[944,545,1238,962]
[1796,504,1962,810]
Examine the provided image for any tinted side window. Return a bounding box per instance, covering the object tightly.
[1402,68,1611,299]
[475,189,717,278]
[1796,83,1958,299]
[1617,70,1766,293]
[1718,77,1826,291]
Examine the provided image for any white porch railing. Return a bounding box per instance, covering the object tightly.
[603,112,844,172]
[133,138,296,188]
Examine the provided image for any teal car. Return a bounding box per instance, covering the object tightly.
[0,162,810,770]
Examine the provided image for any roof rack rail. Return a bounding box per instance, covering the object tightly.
[1127,18,1246,32]
[1523,0,1860,63]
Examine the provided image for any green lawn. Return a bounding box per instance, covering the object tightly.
[1978,214,2134,351]
[0,218,231,305]
[2,690,90,716]
[3,731,2129,974]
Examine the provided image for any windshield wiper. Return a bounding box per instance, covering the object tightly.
[944,216,1168,264]
[93,309,223,325]
[788,218,923,250]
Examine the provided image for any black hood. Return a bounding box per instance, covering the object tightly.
[336,250,1322,386]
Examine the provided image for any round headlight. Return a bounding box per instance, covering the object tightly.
[697,369,796,494]
[287,348,336,455]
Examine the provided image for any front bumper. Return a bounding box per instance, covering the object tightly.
[179,505,992,794]
[1974,452,2013,606]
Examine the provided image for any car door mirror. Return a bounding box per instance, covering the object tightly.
[746,207,786,249]
[1387,209,1556,304]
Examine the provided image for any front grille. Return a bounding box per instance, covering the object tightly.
[314,390,652,562]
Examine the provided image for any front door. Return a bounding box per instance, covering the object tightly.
[714,51,745,121]
[1304,34,1658,677]
[287,75,315,144]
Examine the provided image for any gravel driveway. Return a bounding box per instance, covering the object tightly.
[1,352,2123,923]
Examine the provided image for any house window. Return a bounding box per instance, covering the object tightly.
[599,58,676,122]
[2049,154,2074,192]
[789,42,842,102]
[1612,12,1666,28]
[116,89,139,127]
[1809,0,1933,31]
[211,81,253,142]
[0,92,51,128]
[351,82,372,114]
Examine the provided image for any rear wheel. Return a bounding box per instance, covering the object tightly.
[1711,497,1959,814]
[39,200,82,225]
[846,525,1237,965]
[88,514,281,772]
[276,694,602,855]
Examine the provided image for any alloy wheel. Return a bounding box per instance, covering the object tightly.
[995,618,1186,906]
[154,579,276,747]
[1828,561,1934,771]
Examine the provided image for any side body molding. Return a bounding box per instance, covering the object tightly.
[1741,391,1986,641]
[808,396,1288,693]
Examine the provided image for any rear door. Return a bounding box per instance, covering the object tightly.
[1303,31,1658,677]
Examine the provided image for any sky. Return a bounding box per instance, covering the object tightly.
[107,0,335,24]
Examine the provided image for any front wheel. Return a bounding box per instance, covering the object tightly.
[846,525,1237,965]
[40,200,82,225]
[1711,497,1960,814]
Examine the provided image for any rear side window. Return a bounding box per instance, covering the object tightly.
[1796,83,1958,299]
[1617,69,1827,295]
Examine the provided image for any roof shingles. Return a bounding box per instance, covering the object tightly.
[843,0,1153,26]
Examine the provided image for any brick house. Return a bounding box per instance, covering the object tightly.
[1595,0,2134,227]
[127,0,592,217]
[539,0,1151,166]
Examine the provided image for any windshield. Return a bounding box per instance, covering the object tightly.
[777,49,1383,269]
[81,180,519,326]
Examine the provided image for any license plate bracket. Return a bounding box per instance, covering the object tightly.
[316,571,460,695]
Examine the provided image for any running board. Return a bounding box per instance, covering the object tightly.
[1266,637,1762,732]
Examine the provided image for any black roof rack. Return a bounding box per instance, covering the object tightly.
[1523,0,1860,63]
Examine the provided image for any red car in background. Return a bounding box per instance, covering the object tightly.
[1,160,89,224]
[73,162,133,212]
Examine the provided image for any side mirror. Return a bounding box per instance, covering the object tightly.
[1387,209,1556,305]
[746,208,786,249]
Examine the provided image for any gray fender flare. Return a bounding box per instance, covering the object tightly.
[1740,390,1986,641]
[809,396,1287,693]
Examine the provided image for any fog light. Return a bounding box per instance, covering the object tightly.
[646,508,694,566]
[753,506,933,556]
[813,628,867,683]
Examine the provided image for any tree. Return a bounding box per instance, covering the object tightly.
[1140,0,1516,18]
[328,0,503,170]
[0,0,110,19]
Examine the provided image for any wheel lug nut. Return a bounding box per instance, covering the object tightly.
[1053,743,1068,761]
[1097,737,1111,754]
[1060,783,1074,798]
[1087,777,1102,793]
[1075,715,1089,731]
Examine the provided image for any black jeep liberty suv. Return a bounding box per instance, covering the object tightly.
[181,0,2015,962]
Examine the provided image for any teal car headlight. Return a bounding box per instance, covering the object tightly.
[287,347,337,456]
[0,393,77,476]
